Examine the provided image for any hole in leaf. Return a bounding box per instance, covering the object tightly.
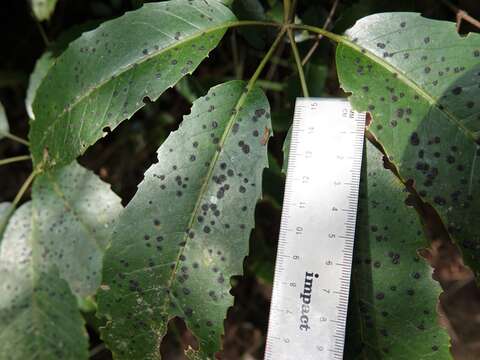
[160,317,198,358]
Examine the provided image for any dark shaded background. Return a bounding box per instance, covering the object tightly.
[1,0,479,358]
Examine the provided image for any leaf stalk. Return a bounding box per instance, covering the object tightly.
[2,132,30,146]
[0,155,31,167]
[287,28,309,97]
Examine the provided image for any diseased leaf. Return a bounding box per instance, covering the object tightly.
[336,13,480,277]
[0,101,9,139]
[30,0,58,21]
[0,162,122,358]
[344,141,450,359]
[26,21,103,120]
[0,203,89,360]
[97,80,272,359]
[32,161,123,297]
[29,0,236,168]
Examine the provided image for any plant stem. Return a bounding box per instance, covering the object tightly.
[228,20,282,29]
[255,80,285,92]
[34,19,50,47]
[287,29,309,97]
[0,155,31,167]
[283,0,291,23]
[288,0,298,23]
[441,0,480,30]
[12,170,38,209]
[2,132,30,146]
[288,23,345,44]
[247,28,287,91]
[301,0,339,65]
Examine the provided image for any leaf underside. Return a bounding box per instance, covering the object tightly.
[0,162,122,359]
[97,80,272,359]
[336,12,480,278]
[32,162,123,297]
[0,203,13,241]
[29,0,236,168]
[345,141,450,359]
[0,203,89,360]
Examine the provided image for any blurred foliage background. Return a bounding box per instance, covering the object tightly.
[1,0,479,358]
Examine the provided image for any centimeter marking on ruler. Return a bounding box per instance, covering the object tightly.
[265,98,366,360]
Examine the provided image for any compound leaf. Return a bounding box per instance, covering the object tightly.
[29,0,236,168]
[0,203,89,360]
[344,141,450,359]
[336,13,480,278]
[97,80,272,359]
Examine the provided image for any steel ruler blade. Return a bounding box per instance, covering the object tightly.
[264,98,366,360]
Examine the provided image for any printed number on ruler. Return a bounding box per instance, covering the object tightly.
[265,99,366,360]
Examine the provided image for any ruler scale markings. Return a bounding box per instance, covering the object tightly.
[265,99,365,360]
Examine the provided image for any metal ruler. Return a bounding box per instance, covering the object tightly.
[265,98,366,360]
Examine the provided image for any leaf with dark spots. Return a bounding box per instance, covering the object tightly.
[336,13,480,278]
[97,80,272,359]
[29,0,236,168]
[26,21,103,120]
[0,203,89,359]
[344,141,450,359]
[32,162,123,297]
[0,162,122,358]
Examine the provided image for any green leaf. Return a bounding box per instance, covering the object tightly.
[0,101,9,138]
[0,203,89,359]
[0,202,12,240]
[345,141,450,358]
[26,52,54,120]
[30,0,58,21]
[32,161,123,297]
[29,0,236,168]
[336,13,480,277]
[97,80,272,359]
[26,21,103,120]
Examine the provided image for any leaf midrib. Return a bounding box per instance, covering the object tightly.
[162,82,251,316]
